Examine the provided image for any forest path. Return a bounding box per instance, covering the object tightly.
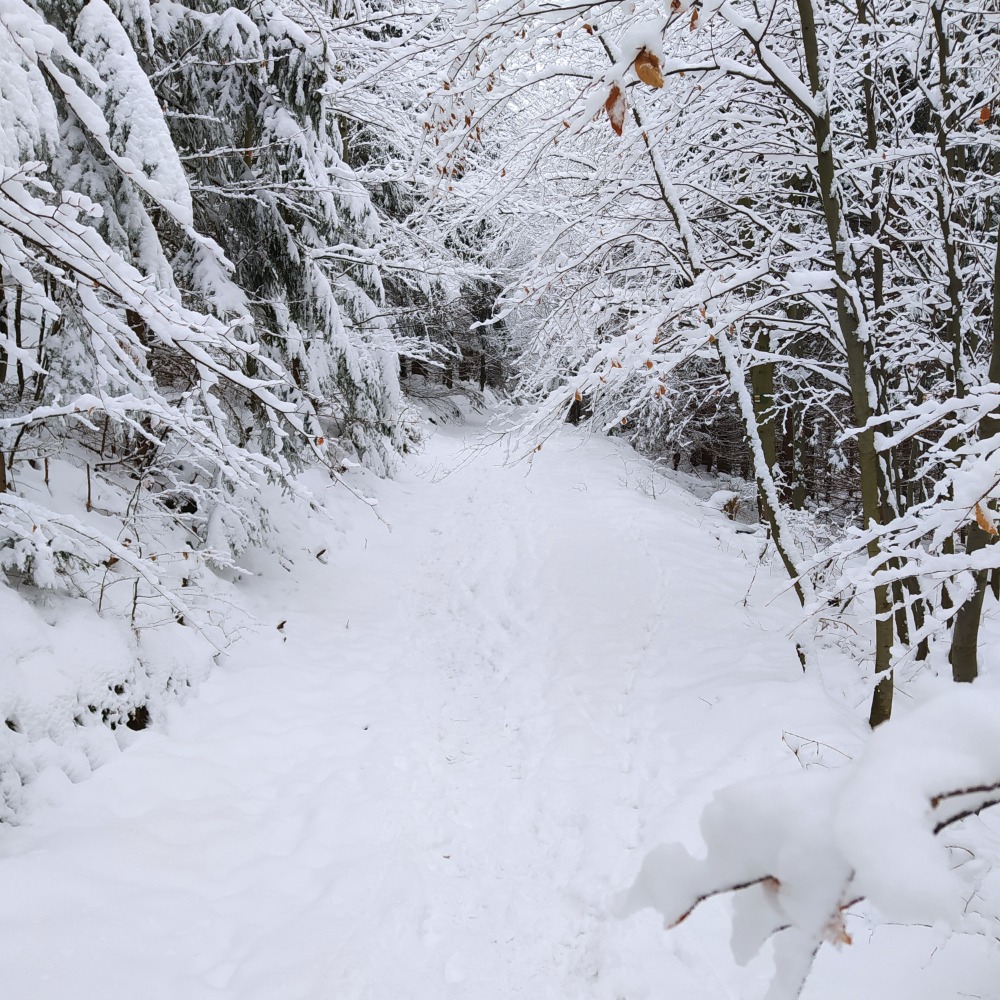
[0,414,832,1000]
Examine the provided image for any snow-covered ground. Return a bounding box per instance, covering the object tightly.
[1,413,998,999]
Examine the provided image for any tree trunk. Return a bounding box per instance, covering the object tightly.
[0,281,8,386]
[718,327,813,609]
[950,530,989,683]
[796,0,893,723]
[948,219,1000,682]
[14,285,24,401]
[750,328,778,513]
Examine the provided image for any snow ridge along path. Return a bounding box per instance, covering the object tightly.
[2,416,863,999]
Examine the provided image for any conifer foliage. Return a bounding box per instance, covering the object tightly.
[0,0,409,599]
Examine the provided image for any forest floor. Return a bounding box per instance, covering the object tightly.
[0,408,997,999]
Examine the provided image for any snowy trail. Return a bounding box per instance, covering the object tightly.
[0,419,845,1000]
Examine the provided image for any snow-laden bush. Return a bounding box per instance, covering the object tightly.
[621,689,1000,999]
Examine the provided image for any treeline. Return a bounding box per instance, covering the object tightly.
[426,0,1000,725]
[4,0,998,734]
[0,0,506,612]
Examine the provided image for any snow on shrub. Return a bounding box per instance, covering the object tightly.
[620,689,1000,999]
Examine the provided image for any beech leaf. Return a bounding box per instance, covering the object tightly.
[635,50,664,89]
[605,84,626,135]
[974,502,997,537]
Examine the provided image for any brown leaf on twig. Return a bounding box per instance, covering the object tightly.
[975,502,998,537]
[605,84,626,135]
[635,50,664,89]
[823,910,853,946]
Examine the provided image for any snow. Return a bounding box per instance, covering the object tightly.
[620,682,1000,995]
[0,7,58,165]
[1,414,998,999]
[76,0,194,225]
[0,583,213,822]
[838,690,1000,923]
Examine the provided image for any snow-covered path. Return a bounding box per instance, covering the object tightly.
[1,419,848,1000]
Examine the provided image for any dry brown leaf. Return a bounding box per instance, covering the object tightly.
[822,911,853,946]
[605,84,626,135]
[980,105,991,124]
[574,390,582,402]
[634,49,664,89]
[975,502,998,537]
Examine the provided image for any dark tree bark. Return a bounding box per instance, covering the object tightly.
[795,0,893,723]
[949,220,1000,682]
